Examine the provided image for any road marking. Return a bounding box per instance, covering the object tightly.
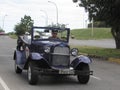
[91,76,102,80]
[0,76,10,90]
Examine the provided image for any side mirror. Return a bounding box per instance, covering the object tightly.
[71,48,79,56]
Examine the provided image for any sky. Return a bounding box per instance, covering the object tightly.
[0,0,88,33]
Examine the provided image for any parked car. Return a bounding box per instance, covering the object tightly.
[13,26,93,85]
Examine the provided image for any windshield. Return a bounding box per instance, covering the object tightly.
[32,27,69,42]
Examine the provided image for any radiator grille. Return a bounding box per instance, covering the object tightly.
[54,46,69,54]
[51,46,70,67]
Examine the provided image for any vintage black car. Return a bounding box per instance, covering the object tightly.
[13,26,93,85]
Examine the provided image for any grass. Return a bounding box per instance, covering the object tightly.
[71,28,113,40]
[71,45,120,58]
[9,34,17,39]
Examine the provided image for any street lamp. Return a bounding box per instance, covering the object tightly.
[40,10,48,26]
[2,14,7,30]
[48,1,58,25]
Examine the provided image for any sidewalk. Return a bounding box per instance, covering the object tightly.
[69,39,116,48]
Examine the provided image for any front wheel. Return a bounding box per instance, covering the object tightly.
[77,64,90,84]
[27,62,38,85]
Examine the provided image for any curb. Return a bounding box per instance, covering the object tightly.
[79,53,108,60]
[81,53,120,64]
[88,54,108,60]
[108,58,120,64]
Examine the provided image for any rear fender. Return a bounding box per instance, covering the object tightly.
[71,55,92,69]
[13,50,16,60]
[14,50,26,65]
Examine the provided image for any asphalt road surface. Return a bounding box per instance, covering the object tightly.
[0,36,120,90]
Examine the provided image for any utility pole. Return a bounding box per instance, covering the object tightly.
[91,17,94,37]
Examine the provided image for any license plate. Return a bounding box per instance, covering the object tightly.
[59,69,74,74]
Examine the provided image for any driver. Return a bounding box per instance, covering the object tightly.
[49,30,59,39]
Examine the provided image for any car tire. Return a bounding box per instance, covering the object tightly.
[27,62,38,85]
[77,64,90,84]
[15,60,22,74]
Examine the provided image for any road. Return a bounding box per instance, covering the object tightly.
[69,39,116,48]
[0,36,120,90]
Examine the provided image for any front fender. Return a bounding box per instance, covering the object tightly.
[71,55,92,69]
[25,52,51,69]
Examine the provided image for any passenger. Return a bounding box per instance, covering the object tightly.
[34,31,40,39]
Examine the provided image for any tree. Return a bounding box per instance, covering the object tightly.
[14,15,34,35]
[88,21,109,28]
[48,23,67,29]
[73,0,120,49]
[0,27,5,32]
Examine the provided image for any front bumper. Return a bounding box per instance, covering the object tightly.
[34,67,93,75]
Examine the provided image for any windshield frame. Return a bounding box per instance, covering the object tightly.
[31,26,70,43]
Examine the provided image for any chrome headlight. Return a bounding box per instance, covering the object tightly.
[71,48,79,56]
[44,46,50,53]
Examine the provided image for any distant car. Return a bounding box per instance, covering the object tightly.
[13,26,93,85]
[0,32,5,35]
